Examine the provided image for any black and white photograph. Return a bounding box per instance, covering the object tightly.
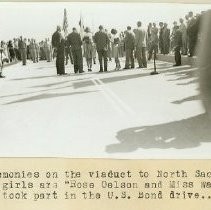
[0,1,211,158]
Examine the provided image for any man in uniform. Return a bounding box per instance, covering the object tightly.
[66,28,84,74]
[52,26,66,75]
[94,25,109,72]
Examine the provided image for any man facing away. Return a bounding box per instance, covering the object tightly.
[52,26,66,75]
[94,25,109,72]
[67,28,84,74]
[148,23,159,61]
[124,26,135,69]
[18,36,27,65]
[179,18,188,55]
[133,21,147,68]
[173,26,182,67]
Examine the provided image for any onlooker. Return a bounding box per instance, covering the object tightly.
[94,25,109,72]
[133,21,147,68]
[124,26,135,69]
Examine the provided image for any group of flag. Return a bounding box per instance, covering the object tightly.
[62,8,85,38]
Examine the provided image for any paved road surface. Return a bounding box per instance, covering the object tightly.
[0,58,210,159]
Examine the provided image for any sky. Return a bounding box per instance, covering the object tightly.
[0,2,211,41]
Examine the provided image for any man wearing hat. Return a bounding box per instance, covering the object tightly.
[67,27,84,74]
[94,25,109,72]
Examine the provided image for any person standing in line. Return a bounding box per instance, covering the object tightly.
[52,26,66,75]
[105,29,112,61]
[118,32,125,58]
[111,29,121,70]
[173,26,182,67]
[92,42,97,65]
[34,39,39,63]
[147,23,152,54]
[148,23,159,61]
[179,18,188,55]
[83,27,93,72]
[8,40,15,62]
[158,22,164,54]
[170,21,178,52]
[26,39,31,60]
[39,41,46,60]
[124,26,135,69]
[64,38,73,65]
[30,39,36,63]
[162,23,170,55]
[133,21,147,68]
[18,36,27,65]
[94,25,109,72]
[13,38,19,61]
[187,11,199,57]
[67,27,84,74]
[44,38,51,62]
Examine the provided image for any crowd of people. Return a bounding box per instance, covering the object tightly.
[0,10,203,78]
[52,10,202,75]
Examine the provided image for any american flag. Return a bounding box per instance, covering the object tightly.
[79,13,84,38]
[63,8,68,37]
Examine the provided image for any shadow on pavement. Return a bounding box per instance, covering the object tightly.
[106,113,211,153]
[172,94,200,104]
[73,64,192,89]
[4,90,97,105]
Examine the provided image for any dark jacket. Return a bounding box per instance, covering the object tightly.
[94,31,109,51]
[67,32,82,51]
[18,40,26,49]
[174,29,182,48]
[124,31,135,50]
[52,31,63,49]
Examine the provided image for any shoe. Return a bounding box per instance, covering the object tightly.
[99,70,103,72]
[79,71,85,73]
[104,69,107,72]
[124,67,130,70]
[88,69,92,72]
[173,64,181,67]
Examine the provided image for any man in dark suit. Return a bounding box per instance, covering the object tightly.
[124,26,135,69]
[173,26,182,66]
[187,11,201,57]
[67,28,84,74]
[52,26,66,75]
[94,25,109,72]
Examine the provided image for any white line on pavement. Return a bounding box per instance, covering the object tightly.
[91,77,136,117]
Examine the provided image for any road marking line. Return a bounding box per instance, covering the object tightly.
[92,77,136,117]
[91,78,125,116]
